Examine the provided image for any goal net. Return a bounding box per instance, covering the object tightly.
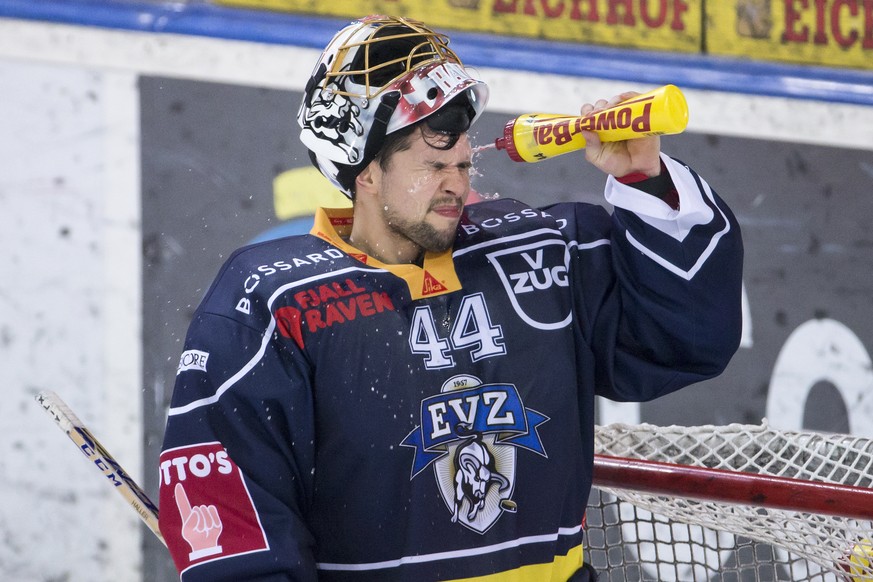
[585,421,873,581]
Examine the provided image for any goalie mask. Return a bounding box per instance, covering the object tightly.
[297,15,489,197]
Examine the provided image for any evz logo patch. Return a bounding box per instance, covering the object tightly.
[487,240,572,330]
[401,375,549,534]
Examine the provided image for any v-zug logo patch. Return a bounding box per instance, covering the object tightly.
[487,239,572,330]
[401,375,549,534]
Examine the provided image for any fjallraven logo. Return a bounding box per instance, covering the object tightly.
[274,279,395,348]
[487,240,572,330]
[401,375,548,534]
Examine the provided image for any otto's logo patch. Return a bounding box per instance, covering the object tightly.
[487,240,572,330]
[177,350,209,375]
[159,443,268,571]
[401,375,548,534]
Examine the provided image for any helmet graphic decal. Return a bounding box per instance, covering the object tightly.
[298,16,489,197]
[300,62,365,165]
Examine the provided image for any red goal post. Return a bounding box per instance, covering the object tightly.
[586,421,873,581]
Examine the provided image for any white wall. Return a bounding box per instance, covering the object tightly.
[0,56,141,580]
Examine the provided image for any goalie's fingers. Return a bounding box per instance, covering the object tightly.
[611,91,640,106]
[581,130,604,165]
[580,91,640,117]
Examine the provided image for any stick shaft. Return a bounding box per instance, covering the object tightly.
[36,391,166,546]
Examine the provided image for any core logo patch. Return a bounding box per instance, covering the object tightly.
[177,350,209,375]
[401,375,549,534]
[159,443,268,571]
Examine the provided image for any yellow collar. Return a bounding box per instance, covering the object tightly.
[311,207,462,300]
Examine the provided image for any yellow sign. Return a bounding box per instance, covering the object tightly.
[273,167,351,220]
[707,0,873,70]
[215,0,702,53]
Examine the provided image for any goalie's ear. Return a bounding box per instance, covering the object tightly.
[354,158,380,198]
[334,90,402,196]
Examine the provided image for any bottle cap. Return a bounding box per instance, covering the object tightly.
[496,119,524,162]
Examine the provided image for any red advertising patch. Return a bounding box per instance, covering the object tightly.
[159,442,268,573]
[274,279,395,348]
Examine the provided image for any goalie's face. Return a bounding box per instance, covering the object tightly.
[352,127,472,264]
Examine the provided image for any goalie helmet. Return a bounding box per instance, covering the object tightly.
[297,15,489,197]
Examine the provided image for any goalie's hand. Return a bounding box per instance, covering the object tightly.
[580,91,662,179]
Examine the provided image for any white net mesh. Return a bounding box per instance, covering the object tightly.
[586,421,873,581]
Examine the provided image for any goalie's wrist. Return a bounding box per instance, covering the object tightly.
[617,161,678,209]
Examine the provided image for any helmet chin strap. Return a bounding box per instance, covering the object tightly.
[336,91,402,195]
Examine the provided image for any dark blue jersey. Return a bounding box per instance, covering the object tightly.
[159,156,743,581]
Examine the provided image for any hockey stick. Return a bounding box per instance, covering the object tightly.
[35,390,166,546]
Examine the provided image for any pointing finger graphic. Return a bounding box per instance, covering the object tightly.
[173,482,223,560]
[174,482,193,520]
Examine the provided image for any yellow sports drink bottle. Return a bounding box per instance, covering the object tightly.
[494,84,689,163]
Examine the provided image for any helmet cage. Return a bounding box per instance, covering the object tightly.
[326,21,462,101]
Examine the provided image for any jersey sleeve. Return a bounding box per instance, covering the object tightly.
[560,154,744,401]
[159,303,317,581]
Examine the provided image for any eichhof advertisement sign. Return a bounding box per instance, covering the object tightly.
[215,0,871,69]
